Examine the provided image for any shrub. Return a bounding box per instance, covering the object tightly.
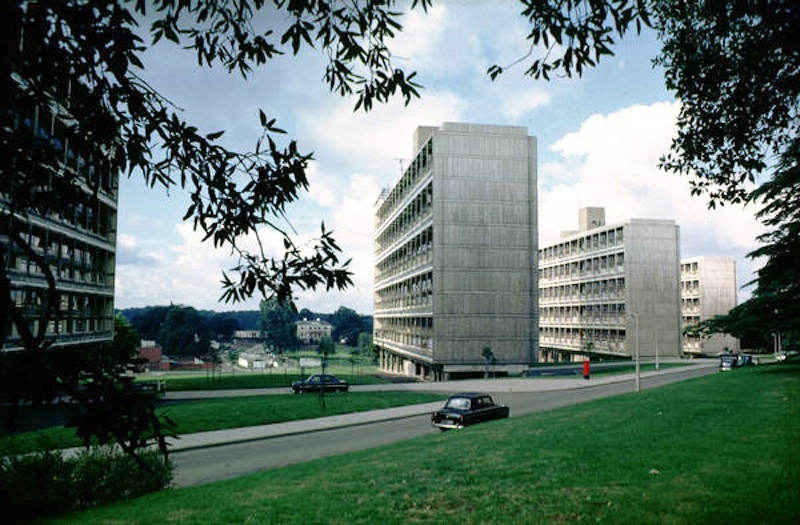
[0,446,173,524]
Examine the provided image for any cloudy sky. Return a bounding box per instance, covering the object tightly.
[115,2,764,315]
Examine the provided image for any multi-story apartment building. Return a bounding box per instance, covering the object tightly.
[296,318,333,345]
[373,122,538,380]
[538,207,681,362]
[2,86,117,352]
[680,256,739,356]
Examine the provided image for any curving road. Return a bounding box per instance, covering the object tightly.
[172,365,716,487]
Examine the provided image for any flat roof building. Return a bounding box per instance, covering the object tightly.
[681,256,739,356]
[538,207,681,362]
[373,122,538,380]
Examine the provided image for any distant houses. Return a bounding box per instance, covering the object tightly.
[296,318,333,345]
[233,330,262,340]
[136,340,214,371]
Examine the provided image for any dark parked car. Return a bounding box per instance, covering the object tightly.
[719,354,737,371]
[291,374,349,393]
[431,393,509,430]
[720,353,759,371]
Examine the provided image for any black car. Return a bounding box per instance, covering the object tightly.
[431,392,509,430]
[291,374,349,393]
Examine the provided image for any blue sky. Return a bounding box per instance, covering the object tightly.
[115,3,763,314]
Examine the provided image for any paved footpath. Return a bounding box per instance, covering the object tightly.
[160,361,717,452]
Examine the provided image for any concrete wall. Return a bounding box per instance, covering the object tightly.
[430,123,538,368]
[682,256,740,355]
[625,220,682,359]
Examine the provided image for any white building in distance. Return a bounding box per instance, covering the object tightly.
[374,122,539,380]
[296,318,333,345]
[681,256,740,356]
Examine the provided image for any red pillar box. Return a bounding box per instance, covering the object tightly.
[583,359,590,380]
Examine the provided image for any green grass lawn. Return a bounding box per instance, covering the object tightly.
[0,392,446,454]
[37,363,800,524]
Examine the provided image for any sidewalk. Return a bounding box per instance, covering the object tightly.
[162,361,717,452]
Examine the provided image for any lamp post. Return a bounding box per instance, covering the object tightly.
[630,312,641,392]
[655,329,660,371]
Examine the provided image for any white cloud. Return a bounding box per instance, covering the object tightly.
[296,90,465,177]
[305,163,337,208]
[116,223,238,310]
[502,90,552,120]
[118,233,137,249]
[292,171,382,313]
[391,4,448,67]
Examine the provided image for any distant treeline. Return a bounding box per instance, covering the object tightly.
[119,307,262,332]
[116,305,372,357]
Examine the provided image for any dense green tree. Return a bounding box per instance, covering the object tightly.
[317,335,336,373]
[297,308,319,322]
[129,306,171,341]
[258,298,298,353]
[330,306,369,346]
[357,332,374,355]
[745,143,800,338]
[157,305,210,357]
[690,144,800,351]
[207,313,239,341]
[652,0,799,206]
[108,314,142,366]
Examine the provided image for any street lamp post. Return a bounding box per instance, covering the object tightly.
[655,329,660,371]
[630,312,641,392]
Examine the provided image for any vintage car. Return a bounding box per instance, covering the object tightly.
[291,374,349,393]
[431,392,509,430]
[720,353,759,371]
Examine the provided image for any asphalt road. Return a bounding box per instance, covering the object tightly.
[172,365,716,487]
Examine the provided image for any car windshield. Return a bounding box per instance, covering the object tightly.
[445,397,472,410]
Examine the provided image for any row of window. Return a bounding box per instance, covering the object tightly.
[681,279,700,291]
[374,271,434,311]
[374,316,434,352]
[375,227,433,281]
[375,182,433,253]
[540,304,627,324]
[15,81,117,198]
[680,261,700,275]
[11,253,113,288]
[539,227,625,261]
[539,278,627,302]
[682,297,701,311]
[5,288,114,343]
[11,288,111,313]
[539,252,625,281]
[539,327,628,353]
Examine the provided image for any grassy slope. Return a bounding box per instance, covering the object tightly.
[42,364,799,525]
